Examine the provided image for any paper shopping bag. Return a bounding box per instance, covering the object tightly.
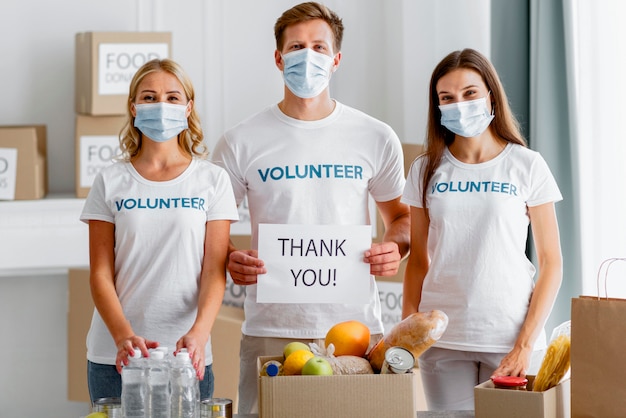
[571,258,626,418]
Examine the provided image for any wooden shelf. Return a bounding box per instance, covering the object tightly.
[0,194,89,276]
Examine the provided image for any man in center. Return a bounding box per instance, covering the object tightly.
[210,2,410,413]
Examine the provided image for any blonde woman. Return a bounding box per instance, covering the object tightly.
[80,58,238,402]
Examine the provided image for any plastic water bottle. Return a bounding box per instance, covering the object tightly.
[122,348,147,418]
[170,350,200,418]
[147,350,171,418]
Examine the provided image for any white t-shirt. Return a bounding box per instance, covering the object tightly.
[402,144,562,352]
[211,102,406,338]
[80,158,239,365]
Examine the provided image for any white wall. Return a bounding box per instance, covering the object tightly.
[0,1,489,416]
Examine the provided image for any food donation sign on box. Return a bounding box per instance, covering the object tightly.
[79,135,120,188]
[0,148,17,200]
[257,224,371,304]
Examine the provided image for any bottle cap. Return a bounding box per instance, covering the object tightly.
[155,347,169,355]
[151,350,164,360]
[132,348,142,359]
[266,363,280,377]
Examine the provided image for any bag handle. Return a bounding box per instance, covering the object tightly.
[596,257,626,300]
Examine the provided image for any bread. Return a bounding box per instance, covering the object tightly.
[331,355,374,375]
[367,310,448,372]
[533,334,570,392]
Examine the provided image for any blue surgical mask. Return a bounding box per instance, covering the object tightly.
[439,96,494,138]
[282,48,335,99]
[133,102,189,142]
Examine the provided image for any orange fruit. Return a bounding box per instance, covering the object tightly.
[325,320,371,357]
[283,349,315,375]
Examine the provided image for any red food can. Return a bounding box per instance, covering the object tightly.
[491,376,528,390]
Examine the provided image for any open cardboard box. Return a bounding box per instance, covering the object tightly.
[257,355,416,418]
[474,375,570,418]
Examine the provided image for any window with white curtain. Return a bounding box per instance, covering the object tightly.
[565,0,626,297]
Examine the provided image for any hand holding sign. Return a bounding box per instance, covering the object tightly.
[257,224,372,304]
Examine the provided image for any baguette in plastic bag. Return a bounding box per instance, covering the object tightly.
[367,310,448,372]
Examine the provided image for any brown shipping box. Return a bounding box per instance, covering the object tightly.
[75,114,126,198]
[67,268,244,405]
[67,268,92,402]
[474,376,571,418]
[211,305,244,412]
[75,32,171,115]
[257,355,417,418]
[374,142,424,283]
[0,125,47,200]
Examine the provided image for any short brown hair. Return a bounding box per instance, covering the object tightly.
[274,2,344,52]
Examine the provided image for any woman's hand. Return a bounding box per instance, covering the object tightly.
[115,335,159,373]
[491,345,532,378]
[176,331,208,380]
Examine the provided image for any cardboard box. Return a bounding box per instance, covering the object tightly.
[0,125,47,200]
[75,114,126,197]
[75,31,172,115]
[211,305,244,411]
[374,142,424,282]
[257,355,416,418]
[474,376,570,418]
[67,267,92,402]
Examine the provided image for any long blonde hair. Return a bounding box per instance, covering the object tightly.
[119,58,207,160]
[420,48,526,207]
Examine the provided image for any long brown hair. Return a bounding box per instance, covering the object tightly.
[420,48,526,207]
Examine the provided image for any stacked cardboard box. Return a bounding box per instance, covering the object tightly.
[74,32,172,197]
[0,125,47,200]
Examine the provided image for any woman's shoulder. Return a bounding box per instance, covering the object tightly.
[506,143,547,165]
[193,157,231,177]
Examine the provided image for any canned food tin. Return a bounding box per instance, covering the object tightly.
[381,346,415,374]
[92,397,121,417]
[491,375,528,390]
[200,397,233,418]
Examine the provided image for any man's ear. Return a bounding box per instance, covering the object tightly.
[274,50,284,71]
[331,51,342,72]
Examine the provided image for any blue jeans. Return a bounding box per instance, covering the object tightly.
[87,360,214,404]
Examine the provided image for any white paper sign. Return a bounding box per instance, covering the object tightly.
[257,224,372,304]
[0,148,18,200]
[98,43,170,95]
[80,135,121,188]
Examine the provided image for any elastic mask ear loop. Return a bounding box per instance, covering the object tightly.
[488,91,495,115]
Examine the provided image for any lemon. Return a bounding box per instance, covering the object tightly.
[283,349,315,375]
[85,413,108,418]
